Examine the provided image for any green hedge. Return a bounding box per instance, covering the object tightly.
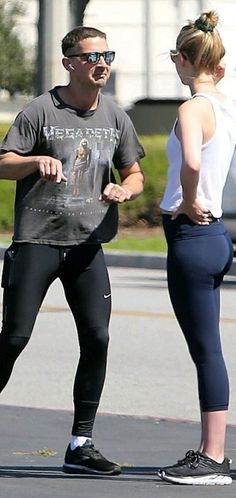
[0,124,15,230]
[0,124,168,231]
[118,134,168,226]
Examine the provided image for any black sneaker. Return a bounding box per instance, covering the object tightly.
[62,440,121,475]
[158,449,232,485]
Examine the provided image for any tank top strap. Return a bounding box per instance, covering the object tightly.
[191,92,219,106]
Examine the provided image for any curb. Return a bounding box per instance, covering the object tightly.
[1,246,236,276]
[104,250,167,270]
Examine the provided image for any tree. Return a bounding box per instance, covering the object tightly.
[0,0,35,95]
[70,0,90,25]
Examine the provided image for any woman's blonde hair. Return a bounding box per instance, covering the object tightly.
[176,11,225,73]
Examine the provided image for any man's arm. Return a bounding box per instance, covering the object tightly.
[0,152,67,183]
[101,162,144,203]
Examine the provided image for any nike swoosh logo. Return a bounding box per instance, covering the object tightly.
[104,294,111,299]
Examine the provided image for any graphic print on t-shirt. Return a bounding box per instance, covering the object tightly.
[71,138,92,197]
[12,125,121,242]
[40,125,119,208]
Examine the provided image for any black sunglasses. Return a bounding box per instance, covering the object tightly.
[68,51,115,65]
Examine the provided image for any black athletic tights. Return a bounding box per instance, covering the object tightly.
[0,242,111,437]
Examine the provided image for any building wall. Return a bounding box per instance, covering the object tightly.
[9,0,236,107]
[84,0,236,106]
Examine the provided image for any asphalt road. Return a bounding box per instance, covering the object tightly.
[0,261,236,497]
[1,263,236,423]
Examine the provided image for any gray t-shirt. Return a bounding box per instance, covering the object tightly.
[1,87,145,245]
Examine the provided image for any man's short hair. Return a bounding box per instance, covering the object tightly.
[62,26,107,56]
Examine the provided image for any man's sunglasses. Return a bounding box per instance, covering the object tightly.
[68,51,115,65]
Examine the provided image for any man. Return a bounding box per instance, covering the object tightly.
[0,26,144,475]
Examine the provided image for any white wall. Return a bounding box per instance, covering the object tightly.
[84,0,145,106]
[84,0,236,106]
[8,0,236,106]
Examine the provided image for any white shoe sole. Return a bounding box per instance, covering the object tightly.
[158,471,232,486]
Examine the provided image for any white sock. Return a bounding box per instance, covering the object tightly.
[70,436,92,450]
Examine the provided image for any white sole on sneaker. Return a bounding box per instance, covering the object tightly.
[158,471,232,486]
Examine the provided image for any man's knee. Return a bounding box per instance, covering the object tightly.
[0,335,29,359]
[94,327,109,350]
[81,326,109,357]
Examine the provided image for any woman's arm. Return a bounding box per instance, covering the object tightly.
[172,99,212,224]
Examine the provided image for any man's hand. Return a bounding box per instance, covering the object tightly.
[172,199,212,225]
[101,182,132,203]
[36,156,67,183]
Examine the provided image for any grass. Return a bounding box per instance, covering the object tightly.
[0,232,12,245]
[0,124,16,231]
[104,237,166,252]
[0,124,10,136]
[104,227,167,253]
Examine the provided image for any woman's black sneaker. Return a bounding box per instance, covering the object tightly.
[158,449,232,485]
[62,440,121,475]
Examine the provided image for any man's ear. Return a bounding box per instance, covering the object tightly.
[62,57,74,72]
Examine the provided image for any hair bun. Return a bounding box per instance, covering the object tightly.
[194,11,219,33]
[194,18,214,32]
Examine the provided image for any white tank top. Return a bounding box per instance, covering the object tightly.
[160,93,236,217]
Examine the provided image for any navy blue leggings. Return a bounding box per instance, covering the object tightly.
[162,214,233,412]
[0,242,111,436]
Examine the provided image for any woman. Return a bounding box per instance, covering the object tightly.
[158,11,236,486]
